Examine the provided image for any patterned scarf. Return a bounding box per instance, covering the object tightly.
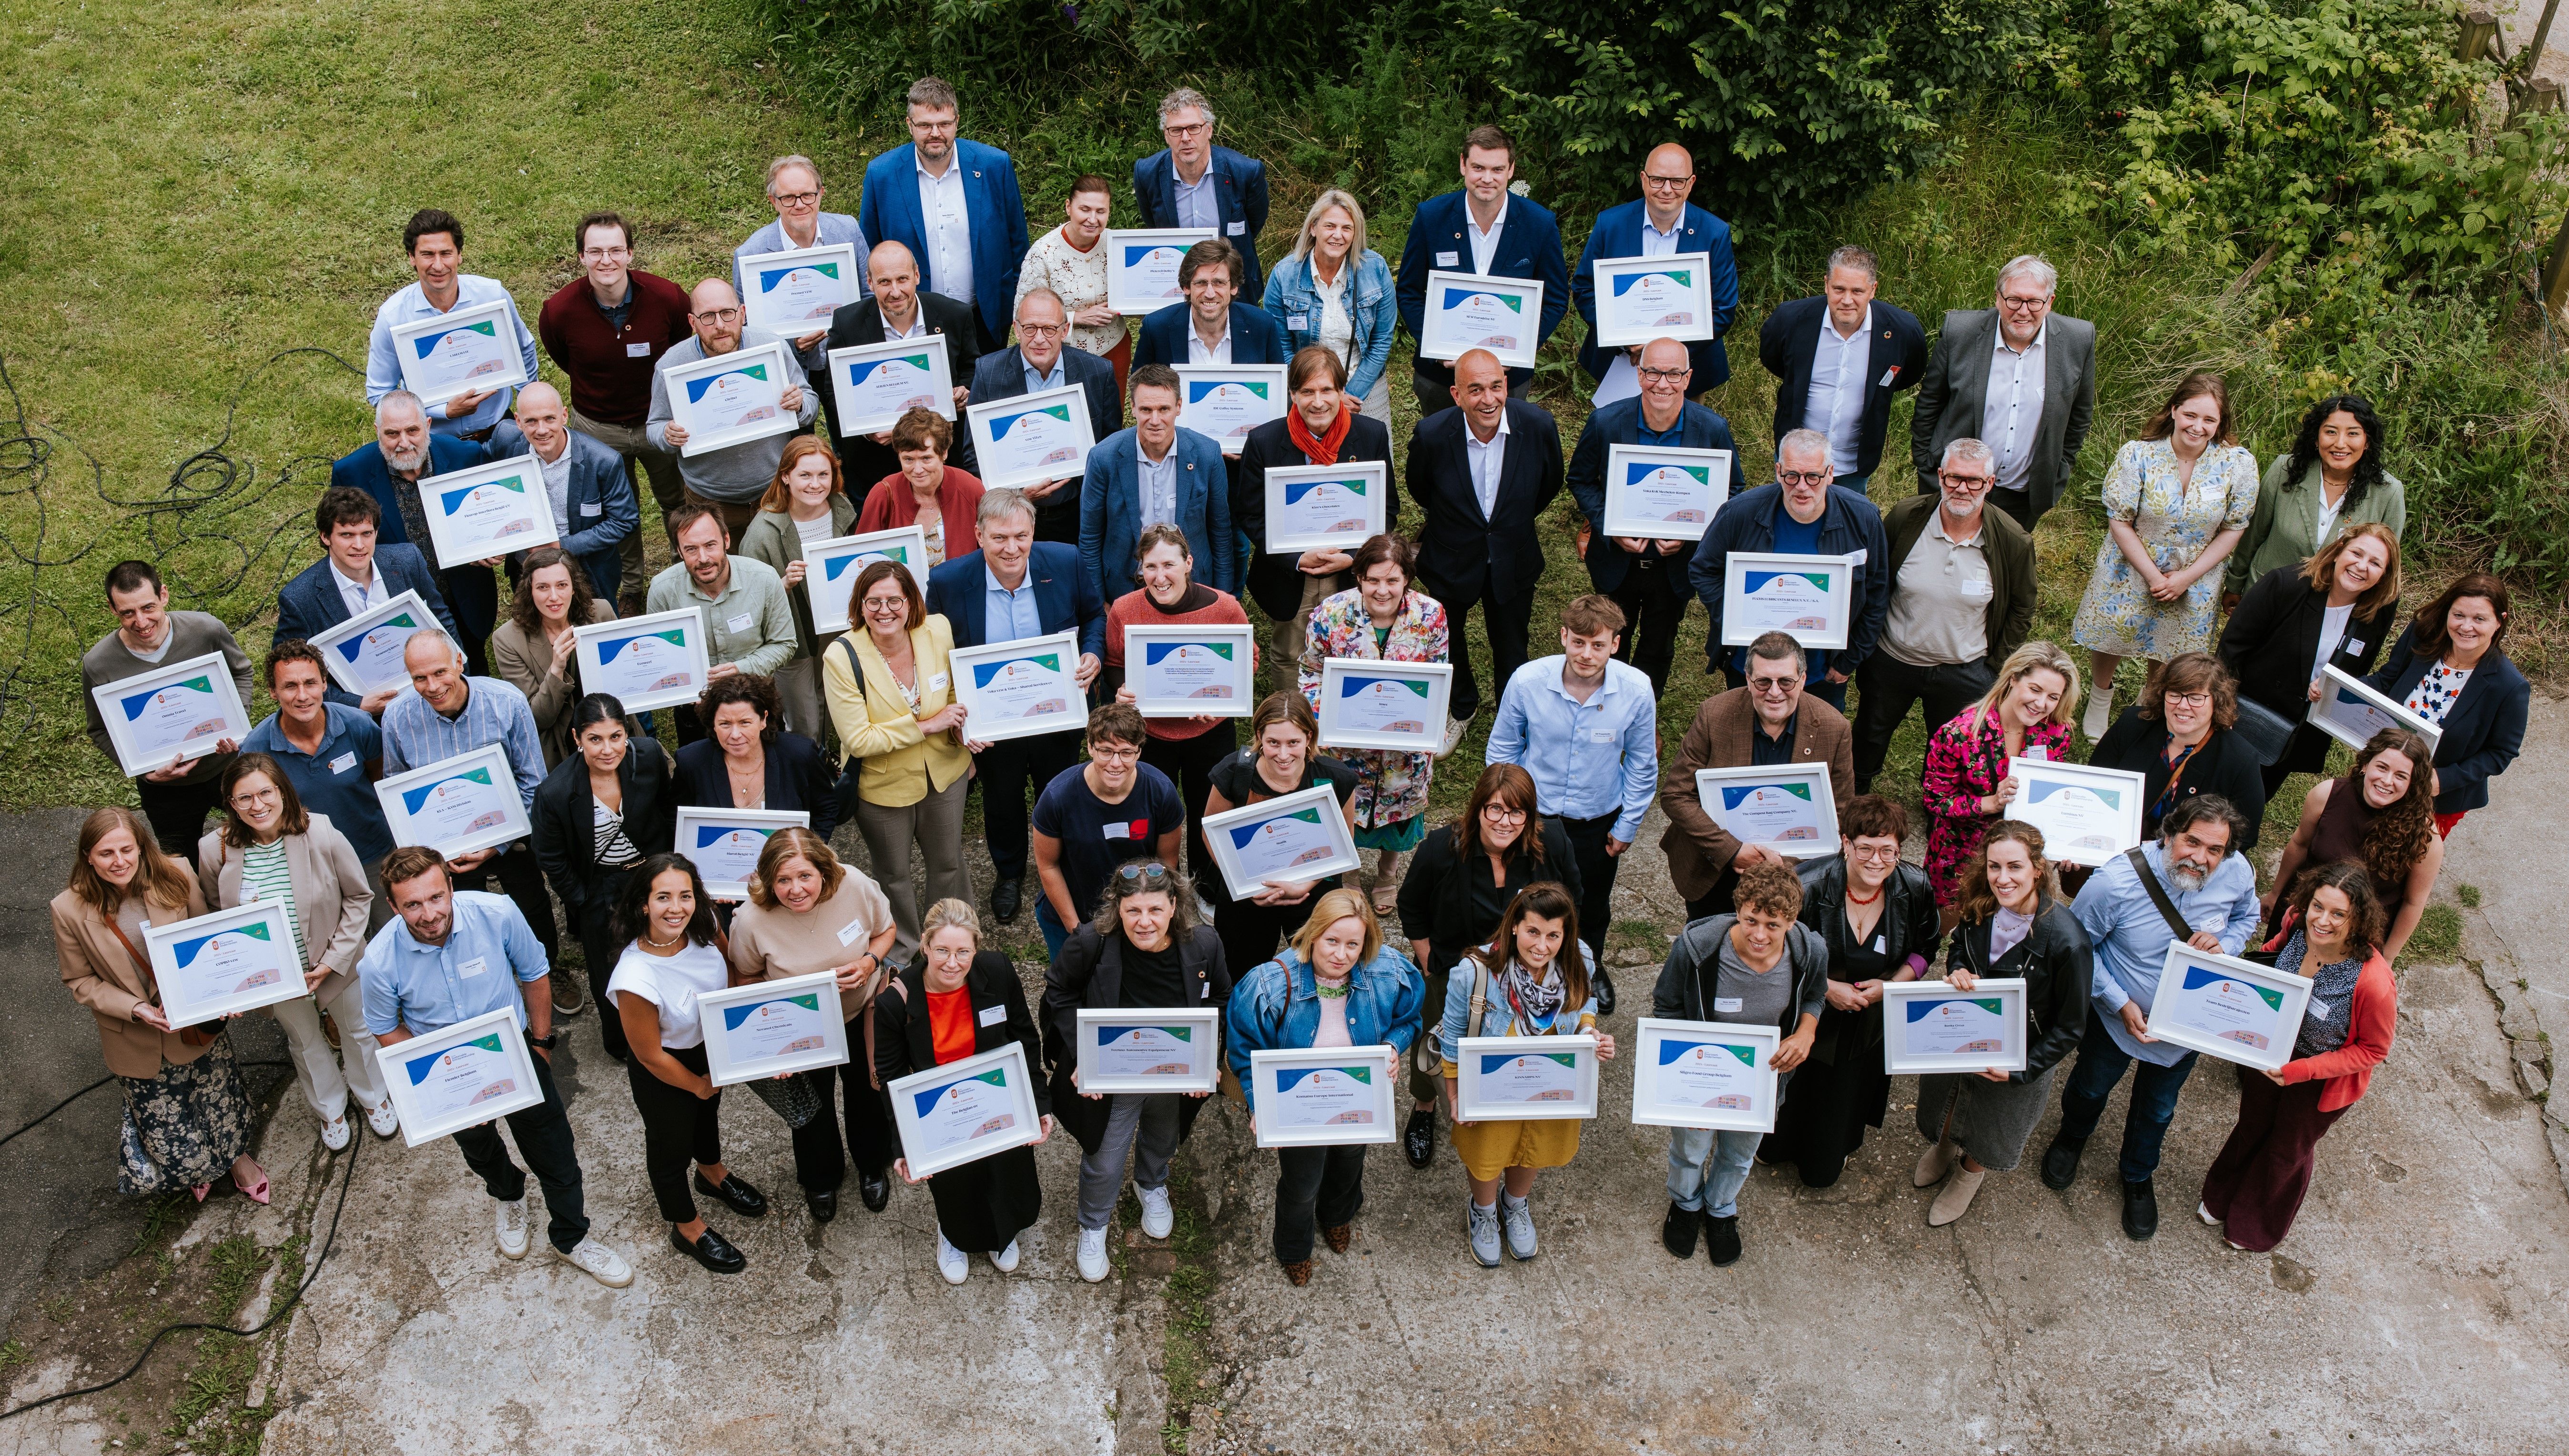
[1499,954,1567,1031]
[1286,403,1354,465]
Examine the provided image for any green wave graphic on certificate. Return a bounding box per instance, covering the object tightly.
[1902,997,2008,1055]
[437,474,540,541]
[1268,1064,1378,1126]
[1607,269,1698,327]
[1279,475,1371,535]
[171,921,284,996]
[970,654,1069,718]
[910,1067,1020,1149]
[1091,1024,1197,1077]
[118,676,228,746]
[404,1034,521,1110]
[1185,379,1272,440]
[1438,288,1526,350]
[2324,682,2400,736]
[2023,779,2127,855]
[1717,782,1823,843]
[1739,570,1836,629]
[2176,966,2285,1051]
[1122,244,1189,297]
[411,319,498,360]
[1335,674,1431,735]
[988,403,1083,466]
[843,354,940,415]
[1658,1038,1759,1109]
[1475,1050,1582,1101]
[1619,461,1712,524]
[1143,640,1238,699]
[757,261,844,323]
[401,766,514,839]
[690,824,777,882]
[1227,806,1337,870]
[721,992,832,1057]
[335,612,418,666]
[596,629,695,692]
[683,364,778,428]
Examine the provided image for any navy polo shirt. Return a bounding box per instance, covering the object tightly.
[240,704,394,863]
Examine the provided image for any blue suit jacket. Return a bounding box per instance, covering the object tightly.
[857,140,1032,343]
[967,344,1123,537]
[1571,199,1740,389]
[2366,628,2529,814]
[1687,482,1890,678]
[1077,427,1236,603]
[926,542,1107,659]
[273,545,462,708]
[327,437,484,550]
[1394,189,1572,392]
[1755,295,1929,480]
[1563,398,1749,594]
[1131,302,1288,370]
[1131,145,1272,298]
[482,423,640,601]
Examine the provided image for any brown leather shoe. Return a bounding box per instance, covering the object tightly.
[1282,1259,1314,1286]
[1321,1223,1353,1254]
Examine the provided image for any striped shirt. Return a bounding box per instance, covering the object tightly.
[242,839,308,968]
[380,677,548,810]
[592,800,642,868]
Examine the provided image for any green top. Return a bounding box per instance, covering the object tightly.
[644,553,798,677]
[735,495,860,658]
[2225,454,2406,595]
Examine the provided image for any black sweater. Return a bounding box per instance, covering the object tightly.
[1394,817,1585,978]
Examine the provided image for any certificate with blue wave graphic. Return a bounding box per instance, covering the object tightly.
[947,630,1083,741]
[2144,944,2313,1072]
[672,806,810,901]
[740,242,858,335]
[375,1008,543,1147]
[1631,1017,1780,1132]
[965,384,1097,492]
[572,607,710,713]
[1457,1034,1600,1121]
[699,970,850,1086]
[1125,624,1255,719]
[1593,252,1715,346]
[144,900,305,1025]
[1316,658,1452,753]
[1175,365,1286,453]
[888,1042,1043,1177]
[1200,783,1360,898]
[1883,979,2028,1075]
[1691,763,1839,859]
[1418,269,1544,367]
[2008,758,2146,867]
[801,526,930,637]
[1721,551,1857,649]
[388,298,529,406]
[1262,460,1386,553]
[374,743,529,859]
[1076,1008,1219,1093]
[307,590,443,696]
[1105,227,1215,314]
[1250,1045,1399,1147]
[90,651,252,776]
[418,453,558,568]
[665,339,797,456]
[826,333,954,435]
[1602,443,1729,542]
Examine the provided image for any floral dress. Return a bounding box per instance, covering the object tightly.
[1298,587,1449,835]
[2071,438,2260,660]
[1920,705,2076,906]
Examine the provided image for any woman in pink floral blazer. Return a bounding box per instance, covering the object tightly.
[1298,534,1450,911]
[1921,641,2083,922]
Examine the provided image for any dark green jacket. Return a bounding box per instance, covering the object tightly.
[1881,494,2036,671]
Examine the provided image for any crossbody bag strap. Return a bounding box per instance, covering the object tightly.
[2124,846,2195,941]
[1466,961,1490,1040]
[866,976,907,1091]
[101,917,159,1003]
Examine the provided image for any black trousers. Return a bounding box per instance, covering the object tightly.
[974,727,1081,883]
[1606,554,1690,698]
[1987,488,2038,534]
[1852,654,1996,793]
[1554,809,1624,957]
[453,1054,589,1253]
[574,897,630,1061]
[1273,1143,1368,1264]
[135,775,224,859]
[785,1031,900,1190]
[438,563,499,677]
[626,1042,724,1224]
[454,845,561,973]
[1142,724,1236,892]
[1421,570,1534,723]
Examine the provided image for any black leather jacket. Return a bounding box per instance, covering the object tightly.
[1946,893,2093,1082]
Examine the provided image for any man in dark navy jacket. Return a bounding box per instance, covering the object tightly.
[274,487,462,712]
[968,288,1122,545]
[1571,142,1740,400]
[1395,125,1571,401]
[1131,239,1287,369]
[1131,87,1271,300]
[1757,245,1929,493]
[1687,429,1890,715]
[328,391,496,673]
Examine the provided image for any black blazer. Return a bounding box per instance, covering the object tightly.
[1757,295,1929,481]
[1794,856,1942,1066]
[1040,923,1232,1154]
[672,732,841,840]
[1401,399,1564,603]
[2366,626,2529,814]
[1394,817,1584,979]
[2087,710,2266,847]
[871,950,1049,1114]
[823,291,986,478]
[1947,895,2092,1082]
[967,344,1123,539]
[530,738,676,915]
[2215,565,2397,775]
[1229,413,1396,619]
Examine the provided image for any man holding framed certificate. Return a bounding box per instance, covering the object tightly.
[1690,428,1889,714]
[1394,124,1569,399]
[274,488,461,712]
[1659,632,1856,923]
[821,241,983,486]
[365,208,538,441]
[80,561,256,856]
[1570,143,1738,404]
[646,279,818,544]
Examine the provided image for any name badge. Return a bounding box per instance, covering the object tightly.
[1103,822,1132,840]
[725,612,754,633]
[2345,638,2364,655]
[1587,728,1616,743]
[328,751,358,774]
[977,1004,1007,1027]
[459,956,491,980]
[1435,251,1460,267]
[1872,935,1887,953]
[2306,999,2332,1021]
[1288,314,1309,331]
[835,918,867,947]
[2023,745,2050,762]
[1226,221,1246,236]
[580,501,603,515]
[626,342,652,358]
[1714,997,1744,1013]
[927,673,949,690]
[1200,981,1212,1000]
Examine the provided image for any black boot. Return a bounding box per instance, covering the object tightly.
[1591,968,1617,1017]
[1402,1105,1436,1169]
[1703,1211,1742,1266]
[1660,1201,1698,1259]
[859,1168,893,1213]
[2121,1179,2160,1242]
[2040,1135,2085,1191]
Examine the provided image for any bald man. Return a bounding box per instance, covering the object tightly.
[822,239,985,483]
[646,277,818,542]
[482,381,639,600]
[1571,142,1740,404]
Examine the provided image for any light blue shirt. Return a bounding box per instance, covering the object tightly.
[2071,841,2263,1067]
[1484,656,1659,843]
[732,212,872,372]
[365,275,540,436]
[983,564,1046,646]
[359,890,550,1037]
[379,677,548,812]
[1136,442,1178,528]
[1172,166,1218,230]
[1022,355,1067,395]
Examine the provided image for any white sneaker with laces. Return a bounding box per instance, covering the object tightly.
[1076,1225,1111,1282]
[553,1236,634,1287]
[1136,1184,1174,1239]
[494,1197,530,1260]
[319,1111,351,1152]
[988,1238,1021,1273]
[936,1230,970,1285]
[364,1100,401,1138]
[1500,1193,1538,1261]
[1435,714,1472,760]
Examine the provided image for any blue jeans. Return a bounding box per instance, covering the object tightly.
[1667,1126,1764,1218]
[2053,1015,2200,1184]
[1037,897,1071,961]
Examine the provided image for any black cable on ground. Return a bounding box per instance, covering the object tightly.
[0,1078,111,1153]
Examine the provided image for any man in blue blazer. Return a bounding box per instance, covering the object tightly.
[1395,125,1572,400]
[328,391,497,673]
[1572,142,1741,397]
[1757,245,1929,492]
[1131,87,1272,299]
[274,486,462,712]
[857,76,1031,350]
[1079,364,1236,603]
[968,288,1124,545]
[1564,338,1750,697]
[1687,429,1891,714]
[483,382,639,602]
[924,489,1107,923]
[1131,239,1287,369]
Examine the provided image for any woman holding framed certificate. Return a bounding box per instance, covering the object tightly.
[671,675,840,846]
[531,696,677,1062]
[824,559,974,959]
[2214,525,2402,800]
[853,409,985,574]
[2085,653,2266,854]
[1105,525,1255,883]
[1296,533,1450,913]
[1232,349,1395,698]
[487,548,619,769]
[1920,640,2080,928]
[1201,693,1361,979]
[2264,728,2443,961]
[735,437,859,739]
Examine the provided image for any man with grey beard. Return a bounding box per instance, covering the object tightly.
[328,390,498,672]
[2043,796,2261,1242]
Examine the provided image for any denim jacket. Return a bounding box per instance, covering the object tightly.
[1434,943,1602,1072]
[1226,945,1424,1111]
[1262,250,1396,401]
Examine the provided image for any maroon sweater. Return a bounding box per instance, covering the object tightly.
[1103,585,1251,741]
[537,270,694,427]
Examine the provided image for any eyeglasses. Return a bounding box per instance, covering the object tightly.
[1997,293,2050,312]
[229,788,281,809]
[2166,691,2214,708]
[1747,675,1799,697]
[861,596,907,615]
[1642,173,1692,191]
[1777,470,1831,487]
[1016,322,1065,337]
[579,246,632,262]
[770,190,821,207]
[1114,862,1173,889]
[1092,743,1143,763]
[1637,366,1690,384]
[1939,470,1994,491]
[692,307,742,324]
[1162,122,1209,139]
[1848,843,1901,863]
[1480,803,1529,822]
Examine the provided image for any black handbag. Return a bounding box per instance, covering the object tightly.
[2230,695,2298,766]
[743,1069,828,1129]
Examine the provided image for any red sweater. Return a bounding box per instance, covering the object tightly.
[2263,930,2396,1112]
[1103,586,1250,741]
[537,270,694,427]
[855,467,985,560]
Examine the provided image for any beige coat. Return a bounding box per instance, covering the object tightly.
[194,813,374,1001]
[53,865,214,1078]
[488,601,619,768]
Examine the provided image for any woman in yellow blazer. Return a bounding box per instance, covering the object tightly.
[53,806,267,1202]
[824,558,974,959]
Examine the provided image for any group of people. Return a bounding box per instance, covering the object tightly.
[53,77,2529,1290]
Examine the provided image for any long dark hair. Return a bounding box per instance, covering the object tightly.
[2348,728,2436,896]
[507,546,600,640]
[1470,881,1586,1011]
[217,751,312,849]
[2408,573,2511,663]
[614,852,721,949]
[2282,394,2387,518]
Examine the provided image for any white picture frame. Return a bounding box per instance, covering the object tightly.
[1249,1044,1400,1148]
[698,970,852,1088]
[573,607,712,714]
[1074,1007,1222,1095]
[1882,979,2030,1076]
[664,339,799,457]
[1456,1034,1600,1122]
[1315,657,1452,754]
[1602,444,1729,542]
[826,333,955,436]
[966,384,1098,492]
[672,806,811,901]
[1721,551,1859,649]
[143,900,308,1028]
[947,630,1086,742]
[1106,228,1217,314]
[387,298,530,409]
[2006,757,2148,867]
[803,526,931,637]
[1591,252,1718,346]
[2144,943,2316,1073]
[2308,665,2442,757]
[1262,460,1388,554]
[1417,270,1545,368]
[416,453,561,569]
[306,589,446,697]
[1199,784,1361,899]
[1174,364,1288,455]
[375,743,532,859]
[888,1040,1045,1179]
[1629,1018,1782,1133]
[1692,762,1840,859]
[89,652,253,777]
[375,1006,546,1148]
[1123,623,1256,719]
[738,242,862,337]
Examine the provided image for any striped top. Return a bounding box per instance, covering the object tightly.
[242,839,308,969]
[592,799,643,869]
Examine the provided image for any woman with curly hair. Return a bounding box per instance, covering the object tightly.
[2223,394,2404,608]
[2264,728,2443,961]
[487,546,617,768]
[671,672,840,843]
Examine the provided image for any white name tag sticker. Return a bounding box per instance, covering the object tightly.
[1102,822,1132,840]
[2306,999,2332,1021]
[1201,981,1212,999]
[1226,221,1246,236]
[1878,367,1898,387]
[835,918,867,947]
[2024,745,2050,762]
[976,1004,1007,1027]
[1435,251,1460,267]
[725,612,754,634]
[1587,728,1616,743]
[1288,314,1309,331]
[1872,935,1887,953]
[927,673,949,690]
[2346,639,2364,655]
[626,342,653,358]
[328,751,358,774]
[459,957,491,980]
[580,502,603,515]
[1714,997,1744,1014]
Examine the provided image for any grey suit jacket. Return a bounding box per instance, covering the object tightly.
[1908,308,2096,517]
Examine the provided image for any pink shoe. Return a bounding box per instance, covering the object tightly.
[192,1183,212,1203]
[232,1160,271,1205]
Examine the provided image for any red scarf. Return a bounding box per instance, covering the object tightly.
[1287,404,1354,465]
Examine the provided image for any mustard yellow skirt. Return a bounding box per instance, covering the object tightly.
[1451,1115,1583,1181]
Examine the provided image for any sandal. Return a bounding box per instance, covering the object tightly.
[233,1158,271,1206]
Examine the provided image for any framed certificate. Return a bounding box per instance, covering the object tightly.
[1418,270,1545,368]
[966,384,1098,492]
[698,971,852,1087]
[665,340,798,457]
[803,526,931,636]
[948,630,1085,741]
[827,334,955,436]
[388,299,529,408]
[739,242,860,337]
[1693,762,1839,859]
[375,1006,545,1148]
[673,806,811,900]
[1315,658,1452,753]
[2308,665,2441,757]
[1107,228,1216,314]
[375,743,531,858]
[1456,1034,1599,1122]
[1262,461,1387,554]
[1591,252,1717,346]
[90,652,253,777]
[573,608,711,713]
[1124,623,1255,718]
[1721,552,1858,649]
[2144,943,2315,1072]
[418,453,560,569]
[1249,1044,1399,1148]
[1602,445,1728,541]
[1882,979,2029,1075]
[2008,758,2146,867]
[1629,1018,1781,1133]
[1200,784,1361,899]
[889,1041,1044,1178]
[306,590,445,697]
[1175,365,1287,455]
[143,900,307,1027]
[1074,1007,1221,1094]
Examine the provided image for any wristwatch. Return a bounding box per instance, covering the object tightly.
[528,1033,559,1050]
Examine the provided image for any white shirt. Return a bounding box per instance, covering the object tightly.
[605,940,730,1050]
[535,447,574,537]
[1136,442,1179,527]
[2313,603,2354,685]
[916,153,975,309]
[1982,321,2048,494]
[1637,210,1684,256]
[1464,408,1511,519]
[1802,305,1874,477]
[1310,260,1354,367]
[880,308,927,342]
[1466,196,1509,277]
[1185,318,1232,365]
[2313,485,2347,551]
[331,560,391,619]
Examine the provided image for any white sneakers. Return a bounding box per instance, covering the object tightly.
[495,1197,530,1260]
[1136,1184,1174,1240]
[936,1231,970,1285]
[989,1239,1021,1274]
[364,1100,401,1139]
[1076,1226,1111,1282]
[1435,714,1472,760]
[319,1111,351,1152]
[553,1237,634,1287]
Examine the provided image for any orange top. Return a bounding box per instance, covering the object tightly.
[926,985,977,1066]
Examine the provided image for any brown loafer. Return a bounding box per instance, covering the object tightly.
[1321,1223,1353,1254]
[1282,1259,1314,1286]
